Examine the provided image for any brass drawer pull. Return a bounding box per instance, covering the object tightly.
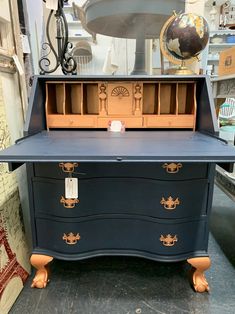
[160,196,180,210]
[62,232,81,245]
[162,163,182,173]
[59,162,78,173]
[160,234,178,247]
[60,196,79,208]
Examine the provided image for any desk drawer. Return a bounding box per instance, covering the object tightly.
[34,162,208,180]
[36,217,207,257]
[33,177,208,219]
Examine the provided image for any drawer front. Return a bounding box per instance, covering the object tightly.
[36,217,207,256]
[34,162,208,180]
[33,177,208,219]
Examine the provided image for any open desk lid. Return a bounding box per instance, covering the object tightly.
[0,130,235,163]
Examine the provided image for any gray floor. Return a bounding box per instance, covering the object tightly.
[10,186,235,314]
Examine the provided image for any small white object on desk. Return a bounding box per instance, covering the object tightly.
[108,120,125,132]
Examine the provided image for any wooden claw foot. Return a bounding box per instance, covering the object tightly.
[187,257,211,293]
[30,254,53,289]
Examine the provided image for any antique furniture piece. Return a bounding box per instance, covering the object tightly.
[1,75,235,293]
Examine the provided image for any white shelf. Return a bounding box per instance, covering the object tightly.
[209,43,235,47]
[210,30,235,36]
[67,20,81,25]
[207,58,220,62]
[69,34,92,40]
[63,4,73,11]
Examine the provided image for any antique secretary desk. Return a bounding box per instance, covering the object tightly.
[1,75,235,293]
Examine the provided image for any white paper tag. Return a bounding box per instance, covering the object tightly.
[46,0,58,10]
[12,54,24,76]
[65,178,78,199]
[109,120,123,132]
[20,34,31,54]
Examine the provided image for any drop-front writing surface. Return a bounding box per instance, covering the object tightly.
[1,75,235,293]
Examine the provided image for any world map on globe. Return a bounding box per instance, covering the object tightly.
[165,13,209,60]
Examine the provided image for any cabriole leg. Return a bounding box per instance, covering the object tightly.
[30,254,53,289]
[187,256,211,293]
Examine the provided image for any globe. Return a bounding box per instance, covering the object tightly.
[165,13,209,61]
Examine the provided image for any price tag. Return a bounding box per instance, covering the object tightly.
[46,0,58,10]
[108,120,125,132]
[65,178,78,199]
[20,34,31,54]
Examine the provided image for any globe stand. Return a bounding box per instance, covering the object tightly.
[174,61,195,75]
[165,61,195,75]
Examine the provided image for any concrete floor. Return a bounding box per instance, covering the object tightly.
[9,186,235,314]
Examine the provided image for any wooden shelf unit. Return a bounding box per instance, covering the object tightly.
[45,80,197,129]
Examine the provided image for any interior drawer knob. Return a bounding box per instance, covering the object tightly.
[162,163,182,173]
[60,196,79,208]
[62,232,81,245]
[160,196,180,210]
[160,234,178,247]
[59,162,78,173]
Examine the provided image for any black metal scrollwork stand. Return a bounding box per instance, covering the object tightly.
[39,0,77,74]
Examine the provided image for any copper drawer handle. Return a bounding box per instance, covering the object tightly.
[62,232,81,245]
[60,196,79,208]
[160,234,178,247]
[160,196,180,210]
[162,163,182,173]
[59,162,78,173]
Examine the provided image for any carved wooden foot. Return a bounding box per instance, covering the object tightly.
[30,254,53,289]
[187,257,211,293]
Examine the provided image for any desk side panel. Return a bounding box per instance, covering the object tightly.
[24,77,46,135]
[196,76,219,134]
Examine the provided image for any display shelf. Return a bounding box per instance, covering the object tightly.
[205,30,235,76]
[207,58,220,62]
[209,30,235,36]
[209,43,235,48]
[67,20,81,25]
[63,4,73,11]
[68,34,92,40]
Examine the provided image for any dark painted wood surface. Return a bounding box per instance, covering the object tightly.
[35,217,207,260]
[34,162,208,180]
[33,177,208,218]
[9,188,235,314]
[1,131,235,162]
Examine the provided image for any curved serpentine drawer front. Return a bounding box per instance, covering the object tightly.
[35,217,207,257]
[34,162,208,180]
[32,177,209,219]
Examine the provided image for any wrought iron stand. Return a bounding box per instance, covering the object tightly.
[39,0,77,74]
